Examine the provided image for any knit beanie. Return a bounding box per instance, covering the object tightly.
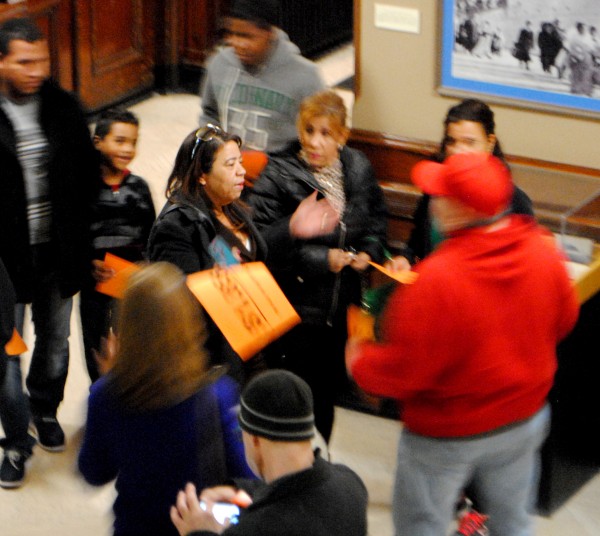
[229,0,281,28]
[239,370,315,441]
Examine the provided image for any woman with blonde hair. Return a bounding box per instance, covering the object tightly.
[78,262,252,536]
[246,90,388,443]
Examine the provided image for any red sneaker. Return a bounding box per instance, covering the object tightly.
[455,509,489,535]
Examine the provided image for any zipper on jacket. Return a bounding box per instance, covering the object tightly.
[327,220,347,326]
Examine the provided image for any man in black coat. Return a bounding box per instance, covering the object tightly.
[170,370,369,536]
[0,17,99,477]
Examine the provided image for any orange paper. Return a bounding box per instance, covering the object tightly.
[186,262,300,361]
[5,328,27,355]
[368,261,419,285]
[95,253,140,299]
[241,150,268,180]
[347,305,376,342]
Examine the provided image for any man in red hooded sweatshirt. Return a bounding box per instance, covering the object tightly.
[347,152,579,536]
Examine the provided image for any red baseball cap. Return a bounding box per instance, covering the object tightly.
[411,153,513,216]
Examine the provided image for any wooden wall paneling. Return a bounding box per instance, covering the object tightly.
[179,0,225,67]
[348,128,600,244]
[0,0,73,91]
[75,0,154,111]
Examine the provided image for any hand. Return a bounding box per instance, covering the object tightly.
[289,191,339,238]
[200,486,253,508]
[171,483,228,536]
[93,329,118,376]
[328,248,352,273]
[92,259,116,283]
[349,251,371,272]
[384,256,411,272]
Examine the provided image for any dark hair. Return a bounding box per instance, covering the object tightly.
[166,126,242,204]
[438,98,506,162]
[94,108,139,139]
[228,0,280,29]
[0,18,45,56]
[225,15,273,31]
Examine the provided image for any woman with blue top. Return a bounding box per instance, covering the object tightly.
[78,262,253,536]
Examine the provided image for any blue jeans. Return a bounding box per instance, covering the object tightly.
[392,404,551,536]
[14,245,73,418]
[0,354,34,453]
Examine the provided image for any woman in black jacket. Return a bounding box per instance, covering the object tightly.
[147,126,268,383]
[403,98,534,265]
[246,90,388,442]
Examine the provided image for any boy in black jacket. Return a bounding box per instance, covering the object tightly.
[80,108,155,381]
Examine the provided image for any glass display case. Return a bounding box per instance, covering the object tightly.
[556,189,600,303]
[510,162,600,303]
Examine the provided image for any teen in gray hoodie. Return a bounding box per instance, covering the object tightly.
[199,0,325,154]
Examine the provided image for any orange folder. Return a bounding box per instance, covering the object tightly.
[4,328,27,355]
[187,262,300,361]
[95,253,140,299]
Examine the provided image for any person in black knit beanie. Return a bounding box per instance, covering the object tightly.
[170,370,369,536]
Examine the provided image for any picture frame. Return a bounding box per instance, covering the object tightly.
[438,0,600,119]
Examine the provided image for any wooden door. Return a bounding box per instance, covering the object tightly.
[74,0,156,111]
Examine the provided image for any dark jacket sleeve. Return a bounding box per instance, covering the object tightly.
[342,148,388,263]
[247,160,298,252]
[78,380,119,485]
[0,257,15,347]
[139,180,157,255]
[406,194,431,263]
[147,205,215,274]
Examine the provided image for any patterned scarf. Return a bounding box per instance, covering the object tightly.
[299,149,346,217]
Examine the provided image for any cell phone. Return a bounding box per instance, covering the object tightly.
[200,501,241,525]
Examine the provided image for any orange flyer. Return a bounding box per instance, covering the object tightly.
[187,262,300,361]
[95,253,140,299]
[347,304,376,342]
[368,261,419,284]
[5,328,27,355]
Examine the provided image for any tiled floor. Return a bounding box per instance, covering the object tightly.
[2,43,600,536]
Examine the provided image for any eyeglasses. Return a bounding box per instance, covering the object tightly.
[190,123,224,161]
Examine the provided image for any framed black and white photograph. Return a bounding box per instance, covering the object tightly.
[439,0,600,118]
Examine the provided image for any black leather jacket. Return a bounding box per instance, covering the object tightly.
[247,142,387,326]
[0,81,100,302]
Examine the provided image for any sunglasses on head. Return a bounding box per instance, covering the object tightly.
[190,123,224,161]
